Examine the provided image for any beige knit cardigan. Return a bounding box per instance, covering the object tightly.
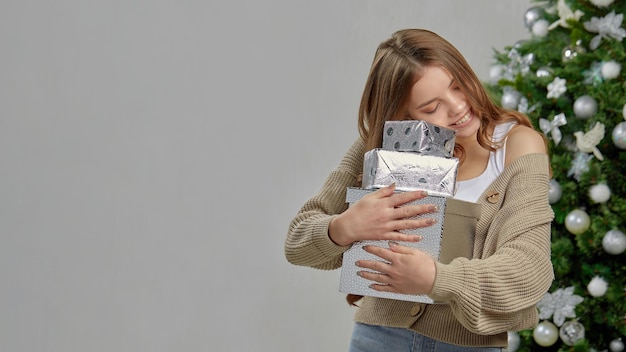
[285,138,554,348]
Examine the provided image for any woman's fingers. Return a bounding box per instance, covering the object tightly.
[356,249,393,283]
[388,190,438,223]
[356,243,436,295]
[391,218,437,234]
[389,189,428,206]
[393,203,438,219]
[332,185,439,245]
[368,183,397,199]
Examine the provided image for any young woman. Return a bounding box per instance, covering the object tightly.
[285,29,554,351]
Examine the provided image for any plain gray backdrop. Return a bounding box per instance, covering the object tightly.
[1,1,533,351]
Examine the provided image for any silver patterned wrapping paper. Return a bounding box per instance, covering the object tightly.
[361,149,459,197]
[339,187,448,304]
[382,120,456,158]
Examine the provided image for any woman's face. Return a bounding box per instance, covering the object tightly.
[405,65,479,141]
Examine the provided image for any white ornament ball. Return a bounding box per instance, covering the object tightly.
[536,67,553,78]
[503,331,521,352]
[610,338,625,352]
[589,183,611,203]
[532,19,550,37]
[559,320,585,346]
[622,103,626,120]
[573,95,598,119]
[602,229,626,255]
[565,209,590,235]
[602,61,621,80]
[533,321,559,347]
[587,276,608,297]
[549,179,562,204]
[613,122,626,149]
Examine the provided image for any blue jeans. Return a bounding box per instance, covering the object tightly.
[348,323,503,352]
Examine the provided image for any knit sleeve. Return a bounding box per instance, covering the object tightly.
[429,153,554,334]
[284,139,365,270]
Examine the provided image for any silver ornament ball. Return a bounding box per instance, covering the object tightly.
[524,52,536,66]
[573,95,598,119]
[501,90,522,110]
[562,41,585,62]
[559,320,585,346]
[490,65,503,84]
[612,122,626,149]
[610,338,625,352]
[602,229,626,255]
[562,46,579,62]
[565,209,590,235]
[548,179,562,204]
[524,6,544,29]
[503,331,520,352]
[533,321,559,347]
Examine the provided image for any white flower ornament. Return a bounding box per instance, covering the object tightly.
[547,77,567,99]
[584,11,626,50]
[537,286,584,327]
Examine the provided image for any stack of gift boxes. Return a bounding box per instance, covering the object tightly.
[339,120,459,304]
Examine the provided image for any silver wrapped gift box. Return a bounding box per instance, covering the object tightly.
[361,149,459,197]
[382,120,456,158]
[339,188,478,304]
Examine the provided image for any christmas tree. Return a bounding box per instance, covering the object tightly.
[485,0,626,351]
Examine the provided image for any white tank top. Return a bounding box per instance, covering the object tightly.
[454,122,516,203]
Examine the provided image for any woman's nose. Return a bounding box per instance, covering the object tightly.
[447,92,466,116]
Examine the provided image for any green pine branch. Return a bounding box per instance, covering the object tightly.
[484,0,626,350]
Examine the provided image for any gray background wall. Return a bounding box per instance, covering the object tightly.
[0,1,533,351]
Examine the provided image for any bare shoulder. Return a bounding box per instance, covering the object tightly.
[504,124,547,168]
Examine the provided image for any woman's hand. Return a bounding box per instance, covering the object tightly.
[356,241,437,295]
[328,183,438,246]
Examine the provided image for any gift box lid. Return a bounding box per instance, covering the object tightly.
[362,149,459,197]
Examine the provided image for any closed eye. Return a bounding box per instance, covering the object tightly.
[423,103,440,114]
